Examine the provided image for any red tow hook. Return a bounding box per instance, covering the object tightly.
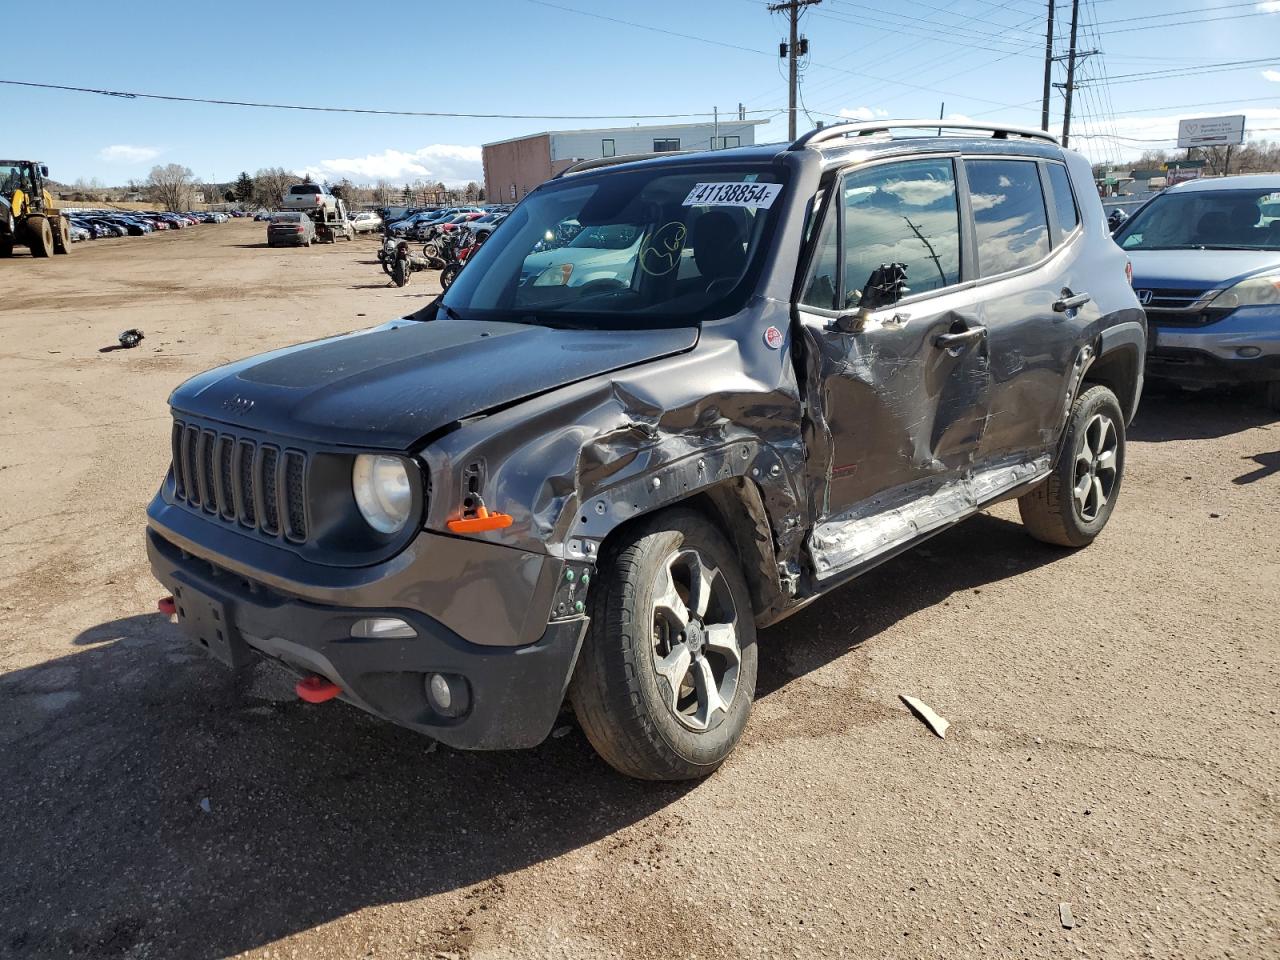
[296,675,342,704]
[158,596,177,616]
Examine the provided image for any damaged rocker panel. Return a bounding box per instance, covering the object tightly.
[808,454,1051,580]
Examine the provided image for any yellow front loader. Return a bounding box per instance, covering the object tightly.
[1,159,70,257]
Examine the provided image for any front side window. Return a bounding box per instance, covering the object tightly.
[443,164,786,328]
[802,158,962,311]
[1114,188,1280,251]
[965,159,1051,275]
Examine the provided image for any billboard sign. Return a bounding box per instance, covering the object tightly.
[1177,115,1245,148]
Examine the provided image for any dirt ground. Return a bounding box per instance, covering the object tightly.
[1,221,1276,960]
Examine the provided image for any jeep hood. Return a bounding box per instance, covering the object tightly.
[1126,248,1280,292]
[169,318,699,448]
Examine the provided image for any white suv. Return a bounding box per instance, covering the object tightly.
[282,183,337,214]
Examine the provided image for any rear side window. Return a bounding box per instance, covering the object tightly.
[801,158,962,311]
[965,159,1050,275]
[1046,163,1080,238]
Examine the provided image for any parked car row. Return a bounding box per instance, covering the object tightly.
[63,208,236,242]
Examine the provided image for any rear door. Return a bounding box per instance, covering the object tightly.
[795,156,992,576]
[966,157,1091,463]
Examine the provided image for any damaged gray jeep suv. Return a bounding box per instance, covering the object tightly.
[147,120,1144,780]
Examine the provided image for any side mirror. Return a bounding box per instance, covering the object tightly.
[40,165,49,177]
[833,262,910,334]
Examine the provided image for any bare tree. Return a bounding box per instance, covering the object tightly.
[146,163,196,211]
[372,179,393,205]
[253,167,295,210]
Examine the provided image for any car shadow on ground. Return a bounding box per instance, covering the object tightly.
[1129,384,1276,442]
[1,515,1066,959]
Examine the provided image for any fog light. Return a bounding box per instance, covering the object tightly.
[426,672,470,718]
[350,617,416,639]
[1235,346,1262,359]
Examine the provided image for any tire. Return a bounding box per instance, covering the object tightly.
[439,262,460,290]
[570,508,758,780]
[1019,384,1126,547]
[0,240,12,258]
[28,216,54,258]
[53,218,70,254]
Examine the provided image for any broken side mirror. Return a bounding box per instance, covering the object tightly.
[833,262,910,334]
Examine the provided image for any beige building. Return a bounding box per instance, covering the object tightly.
[482,119,770,204]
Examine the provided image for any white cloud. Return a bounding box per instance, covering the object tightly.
[98,144,161,164]
[1257,1,1280,12]
[837,106,889,121]
[298,144,482,186]
[1263,69,1280,82]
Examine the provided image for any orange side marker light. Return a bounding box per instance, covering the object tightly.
[296,675,342,703]
[447,505,514,534]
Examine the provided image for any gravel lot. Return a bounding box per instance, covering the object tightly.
[1,221,1276,960]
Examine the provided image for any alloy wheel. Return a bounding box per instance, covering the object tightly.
[650,548,742,732]
[1073,413,1118,522]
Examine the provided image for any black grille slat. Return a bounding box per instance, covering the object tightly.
[171,422,186,499]
[284,451,307,541]
[168,417,308,544]
[236,440,256,526]
[260,446,280,535]
[216,437,236,520]
[200,431,218,514]
[184,426,201,507]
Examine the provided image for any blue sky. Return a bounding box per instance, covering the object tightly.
[7,0,1278,186]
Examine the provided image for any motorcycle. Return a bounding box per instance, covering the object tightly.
[376,227,478,289]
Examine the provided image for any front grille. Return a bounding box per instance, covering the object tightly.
[170,419,308,543]
[1137,286,1213,312]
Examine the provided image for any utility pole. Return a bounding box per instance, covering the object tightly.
[1051,0,1097,149]
[1040,0,1055,132]
[1061,0,1080,147]
[769,0,822,141]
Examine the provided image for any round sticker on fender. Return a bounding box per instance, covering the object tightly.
[763,326,784,349]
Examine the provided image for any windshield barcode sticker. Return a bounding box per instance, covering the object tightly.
[683,182,782,209]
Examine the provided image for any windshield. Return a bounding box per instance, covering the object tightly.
[1116,188,1280,251]
[289,184,321,194]
[442,164,786,328]
[271,213,303,223]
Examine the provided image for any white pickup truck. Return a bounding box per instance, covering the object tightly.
[281,182,338,214]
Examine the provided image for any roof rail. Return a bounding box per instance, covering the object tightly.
[554,150,693,179]
[790,119,1058,151]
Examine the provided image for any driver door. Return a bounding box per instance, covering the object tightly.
[795,157,992,579]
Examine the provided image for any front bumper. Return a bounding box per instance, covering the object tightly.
[147,528,587,749]
[1147,307,1280,385]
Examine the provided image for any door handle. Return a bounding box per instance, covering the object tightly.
[934,326,986,350]
[1053,291,1092,312]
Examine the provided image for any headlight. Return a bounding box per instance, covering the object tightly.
[1211,274,1280,310]
[352,454,414,534]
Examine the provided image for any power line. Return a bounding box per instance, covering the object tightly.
[0,78,779,121]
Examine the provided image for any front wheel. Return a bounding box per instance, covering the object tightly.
[570,509,758,780]
[28,216,54,258]
[439,262,460,290]
[1019,384,1126,547]
[53,217,70,254]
